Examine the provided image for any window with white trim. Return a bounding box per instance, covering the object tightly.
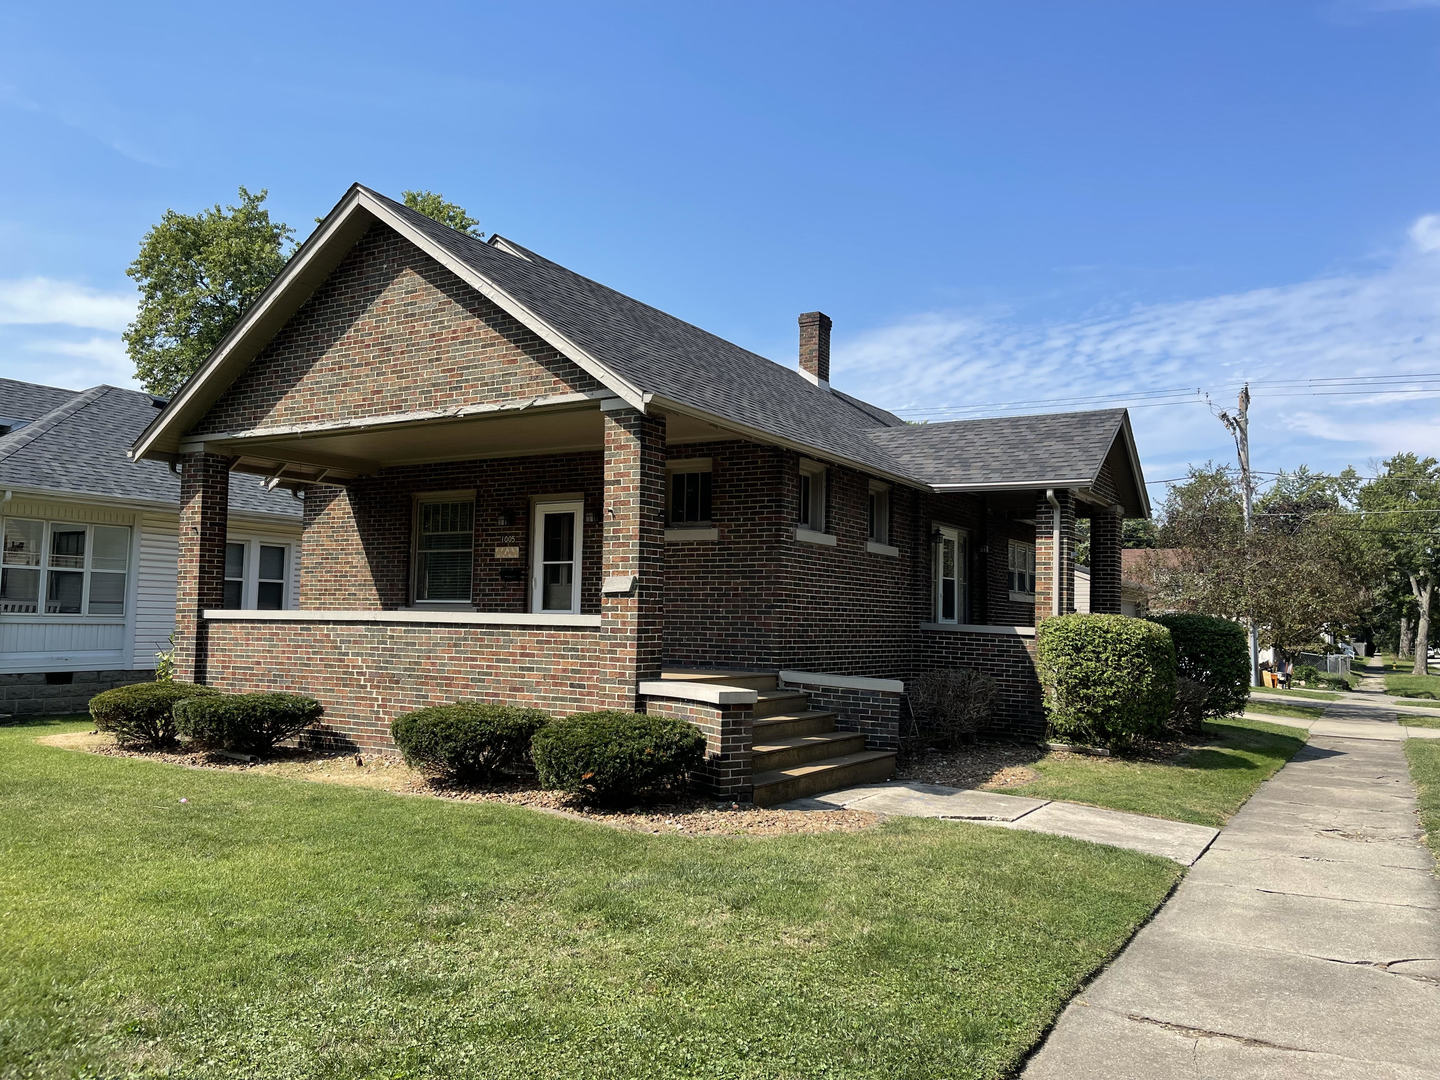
[1008,540,1037,599]
[797,461,828,531]
[413,495,475,604]
[667,459,713,527]
[224,540,291,610]
[868,481,890,545]
[0,517,130,616]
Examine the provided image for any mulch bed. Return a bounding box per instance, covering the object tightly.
[897,733,1202,790]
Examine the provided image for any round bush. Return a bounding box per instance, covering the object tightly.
[531,710,706,804]
[1148,613,1251,721]
[174,692,323,754]
[1036,613,1177,748]
[89,682,220,749]
[391,703,551,784]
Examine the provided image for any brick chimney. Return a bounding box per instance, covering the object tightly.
[798,311,831,387]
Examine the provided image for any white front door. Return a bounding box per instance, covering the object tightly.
[934,524,967,624]
[531,501,583,614]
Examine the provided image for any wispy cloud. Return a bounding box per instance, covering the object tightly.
[0,278,138,390]
[835,215,1440,482]
[0,84,169,169]
[0,277,135,332]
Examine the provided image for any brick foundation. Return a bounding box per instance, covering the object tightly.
[918,628,1044,739]
[642,693,754,800]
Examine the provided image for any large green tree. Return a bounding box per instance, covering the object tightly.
[125,187,294,396]
[1357,454,1440,675]
[402,189,482,236]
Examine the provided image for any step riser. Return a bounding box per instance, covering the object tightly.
[754,693,810,719]
[752,734,868,772]
[753,754,896,807]
[752,715,834,740]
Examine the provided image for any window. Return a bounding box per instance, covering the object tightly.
[933,524,969,624]
[797,461,827,531]
[0,518,130,616]
[868,482,890,545]
[224,541,291,609]
[413,495,475,604]
[667,459,713,526]
[1008,541,1036,599]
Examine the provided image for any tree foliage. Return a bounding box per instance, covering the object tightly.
[1357,454,1440,675]
[125,187,294,396]
[402,189,482,236]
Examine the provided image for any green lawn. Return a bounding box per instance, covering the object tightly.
[0,718,1181,1080]
[1385,672,1440,700]
[1244,699,1327,723]
[1251,685,1340,702]
[1404,740,1440,863]
[1400,715,1440,730]
[1004,717,1306,827]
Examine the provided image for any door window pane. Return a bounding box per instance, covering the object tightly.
[542,563,574,611]
[542,512,574,562]
[942,579,956,622]
[49,526,86,570]
[0,567,39,612]
[2,519,42,566]
[88,572,126,615]
[46,570,83,613]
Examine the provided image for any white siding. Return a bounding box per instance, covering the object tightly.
[133,512,179,670]
[1074,565,1092,614]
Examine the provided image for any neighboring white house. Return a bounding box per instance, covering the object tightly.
[1074,564,1148,618]
[0,378,301,714]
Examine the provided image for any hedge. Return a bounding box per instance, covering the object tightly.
[1036,613,1177,748]
[1148,613,1251,722]
[174,692,323,754]
[391,703,550,784]
[531,710,706,804]
[89,682,220,749]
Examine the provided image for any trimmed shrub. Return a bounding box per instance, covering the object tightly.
[1169,676,1210,735]
[1148,613,1251,721]
[89,682,220,749]
[909,668,996,748]
[1036,613,1177,748]
[174,692,323,754]
[391,703,550,784]
[531,710,706,804]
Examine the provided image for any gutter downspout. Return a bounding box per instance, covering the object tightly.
[1045,488,1062,618]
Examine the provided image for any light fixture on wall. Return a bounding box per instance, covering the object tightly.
[497,510,513,527]
[930,528,945,545]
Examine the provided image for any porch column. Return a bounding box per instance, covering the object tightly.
[1089,505,1124,615]
[601,405,667,701]
[175,451,230,683]
[1034,489,1076,621]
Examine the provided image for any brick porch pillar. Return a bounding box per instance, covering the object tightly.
[175,452,230,683]
[1034,489,1076,621]
[601,405,666,704]
[1089,505,1124,615]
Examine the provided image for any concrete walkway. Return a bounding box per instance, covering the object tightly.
[782,782,1219,865]
[1022,699,1440,1078]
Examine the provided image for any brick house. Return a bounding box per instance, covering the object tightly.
[131,184,1148,803]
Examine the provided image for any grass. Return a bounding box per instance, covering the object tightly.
[1400,715,1440,730]
[0,718,1181,1080]
[1385,672,1440,700]
[1404,739,1440,863]
[1003,717,1306,828]
[1251,685,1340,702]
[1243,699,1326,723]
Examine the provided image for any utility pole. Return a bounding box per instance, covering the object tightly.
[1219,384,1262,687]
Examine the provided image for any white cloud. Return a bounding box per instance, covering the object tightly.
[834,214,1440,484]
[0,277,134,332]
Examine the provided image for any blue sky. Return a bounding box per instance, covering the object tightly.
[3,1,1440,496]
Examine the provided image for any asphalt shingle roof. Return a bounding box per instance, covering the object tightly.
[0,382,299,517]
[0,378,77,423]
[864,409,1129,488]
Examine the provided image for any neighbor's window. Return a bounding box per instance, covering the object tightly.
[224,541,290,609]
[667,459,713,527]
[1008,540,1036,598]
[414,495,475,604]
[798,461,828,531]
[0,517,129,616]
[868,481,891,545]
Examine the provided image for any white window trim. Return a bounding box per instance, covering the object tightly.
[0,516,131,621]
[867,480,891,547]
[225,538,295,610]
[666,457,714,528]
[797,459,828,534]
[933,523,969,625]
[1008,539,1037,603]
[531,499,584,614]
[410,490,476,607]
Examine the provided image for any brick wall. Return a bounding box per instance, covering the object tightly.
[918,628,1044,738]
[776,675,904,751]
[198,225,602,435]
[175,452,229,682]
[202,617,628,749]
[641,693,753,800]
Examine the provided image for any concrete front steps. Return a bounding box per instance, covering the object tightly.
[659,669,897,806]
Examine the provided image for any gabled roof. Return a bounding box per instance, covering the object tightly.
[0,377,76,425]
[131,183,1146,511]
[0,381,299,517]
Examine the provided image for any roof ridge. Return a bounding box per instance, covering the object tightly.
[0,385,109,464]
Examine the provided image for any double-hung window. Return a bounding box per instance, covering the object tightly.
[667,459,713,527]
[1008,540,1037,599]
[0,517,130,616]
[224,540,291,609]
[797,461,828,532]
[413,494,475,604]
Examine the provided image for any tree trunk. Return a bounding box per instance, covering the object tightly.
[1411,575,1432,677]
[1400,614,1413,659]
